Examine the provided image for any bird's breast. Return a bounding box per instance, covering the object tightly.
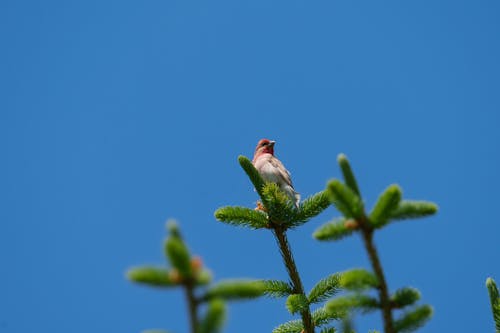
[255,156,281,184]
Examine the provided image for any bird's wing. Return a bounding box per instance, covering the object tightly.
[269,156,295,189]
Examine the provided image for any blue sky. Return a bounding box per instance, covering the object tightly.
[1,0,499,332]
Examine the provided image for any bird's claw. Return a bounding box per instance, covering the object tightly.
[255,201,267,212]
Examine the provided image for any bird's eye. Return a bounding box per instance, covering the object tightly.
[261,142,268,147]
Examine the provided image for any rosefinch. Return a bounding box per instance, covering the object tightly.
[252,139,300,208]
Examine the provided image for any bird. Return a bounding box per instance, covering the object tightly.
[252,138,300,208]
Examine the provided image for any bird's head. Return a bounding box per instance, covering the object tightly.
[254,138,275,159]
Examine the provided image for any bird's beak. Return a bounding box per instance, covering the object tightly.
[269,140,276,147]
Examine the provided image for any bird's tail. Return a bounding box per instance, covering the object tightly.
[293,191,301,209]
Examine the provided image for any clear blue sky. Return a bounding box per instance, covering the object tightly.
[1,1,499,332]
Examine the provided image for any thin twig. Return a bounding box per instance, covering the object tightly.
[359,224,394,333]
[273,226,315,333]
[185,281,198,333]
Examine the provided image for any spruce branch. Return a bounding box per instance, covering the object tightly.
[237,156,316,228]
[128,221,264,333]
[291,190,331,228]
[198,299,226,333]
[319,327,336,333]
[326,294,379,315]
[166,222,200,333]
[392,305,432,333]
[164,223,193,278]
[287,294,310,314]
[262,279,295,298]
[214,206,269,229]
[275,305,340,332]
[238,155,266,199]
[340,315,355,333]
[195,269,213,286]
[337,154,361,196]
[167,219,182,237]
[217,155,322,332]
[273,319,304,333]
[486,277,500,333]
[388,201,438,221]
[327,180,364,219]
[263,183,299,224]
[390,288,421,309]
[312,306,343,327]
[308,273,341,304]
[313,217,354,241]
[369,185,402,229]
[317,154,437,333]
[126,266,176,287]
[339,268,379,291]
[200,279,266,302]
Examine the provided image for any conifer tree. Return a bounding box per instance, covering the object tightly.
[313,154,437,333]
[128,151,440,333]
[486,277,500,333]
[127,221,267,333]
[215,156,339,333]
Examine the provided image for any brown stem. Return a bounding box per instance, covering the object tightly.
[273,226,315,333]
[360,227,394,333]
[185,282,198,333]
